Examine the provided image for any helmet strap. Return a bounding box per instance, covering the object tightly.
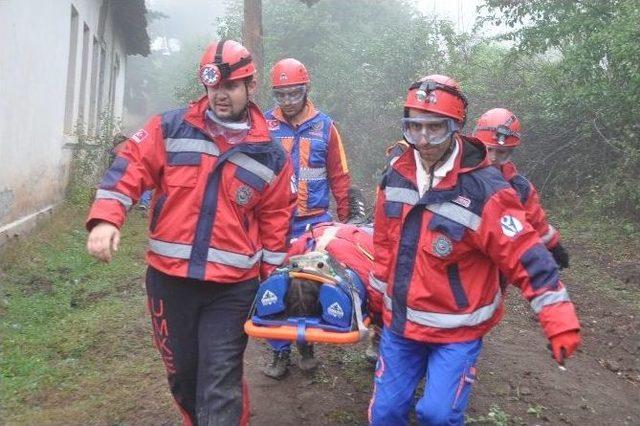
[210,38,253,80]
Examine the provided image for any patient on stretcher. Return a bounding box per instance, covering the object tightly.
[249,250,370,337]
[245,222,382,378]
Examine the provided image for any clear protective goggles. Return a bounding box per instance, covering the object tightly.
[272,84,307,106]
[487,146,515,165]
[205,110,250,144]
[401,115,458,146]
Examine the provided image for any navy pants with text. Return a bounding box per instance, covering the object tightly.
[145,266,258,426]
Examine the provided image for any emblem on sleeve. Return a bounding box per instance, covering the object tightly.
[267,119,280,131]
[500,215,523,237]
[235,185,253,206]
[433,234,453,258]
[131,129,148,143]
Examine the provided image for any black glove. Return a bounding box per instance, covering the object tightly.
[550,243,569,269]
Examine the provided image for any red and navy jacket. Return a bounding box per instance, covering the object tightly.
[87,96,296,283]
[265,101,351,221]
[371,135,580,343]
[288,222,381,316]
[500,162,560,249]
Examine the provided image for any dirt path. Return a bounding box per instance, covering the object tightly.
[4,210,638,425]
[243,241,640,425]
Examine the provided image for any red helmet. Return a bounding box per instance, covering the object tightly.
[473,108,521,147]
[404,74,467,124]
[199,39,256,87]
[270,58,310,88]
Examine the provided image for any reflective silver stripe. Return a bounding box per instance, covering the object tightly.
[262,249,287,266]
[540,225,557,245]
[95,189,133,209]
[368,273,387,294]
[149,239,262,269]
[299,167,327,181]
[425,202,481,231]
[530,287,570,313]
[229,153,275,183]
[165,138,220,156]
[149,239,192,259]
[385,187,419,205]
[209,248,262,268]
[385,291,502,329]
[383,293,393,310]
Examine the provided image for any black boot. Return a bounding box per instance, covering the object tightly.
[262,348,291,380]
[365,331,380,364]
[297,343,319,372]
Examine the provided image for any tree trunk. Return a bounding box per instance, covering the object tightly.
[243,0,263,88]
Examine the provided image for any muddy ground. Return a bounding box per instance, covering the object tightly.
[3,214,638,425]
[242,240,639,425]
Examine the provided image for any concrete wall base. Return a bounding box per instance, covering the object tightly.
[0,203,61,251]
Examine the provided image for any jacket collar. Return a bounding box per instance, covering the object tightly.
[500,161,519,180]
[184,95,272,143]
[271,99,319,128]
[391,134,490,191]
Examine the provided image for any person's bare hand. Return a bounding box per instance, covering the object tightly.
[86,222,120,262]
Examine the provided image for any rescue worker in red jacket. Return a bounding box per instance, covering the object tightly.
[265,58,353,236]
[473,108,569,269]
[86,39,296,426]
[263,57,354,377]
[368,75,581,425]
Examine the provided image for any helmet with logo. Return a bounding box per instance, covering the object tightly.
[270,58,311,88]
[404,74,467,124]
[473,108,521,147]
[199,39,256,88]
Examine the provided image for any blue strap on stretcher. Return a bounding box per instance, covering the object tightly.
[296,319,307,345]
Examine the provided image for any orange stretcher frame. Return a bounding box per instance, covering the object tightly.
[244,316,371,344]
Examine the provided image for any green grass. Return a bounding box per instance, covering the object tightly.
[550,200,640,311]
[466,404,524,425]
[0,195,638,423]
[0,203,175,423]
[550,193,640,256]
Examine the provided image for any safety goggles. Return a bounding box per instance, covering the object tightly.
[487,146,515,165]
[494,124,520,145]
[401,116,458,146]
[272,84,307,106]
[205,110,251,144]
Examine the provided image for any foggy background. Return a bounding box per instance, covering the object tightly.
[121,0,640,220]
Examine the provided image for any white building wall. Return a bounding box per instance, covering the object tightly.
[0,1,131,243]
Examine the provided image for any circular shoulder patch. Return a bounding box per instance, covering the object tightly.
[235,185,253,206]
[433,234,453,258]
[500,215,523,237]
